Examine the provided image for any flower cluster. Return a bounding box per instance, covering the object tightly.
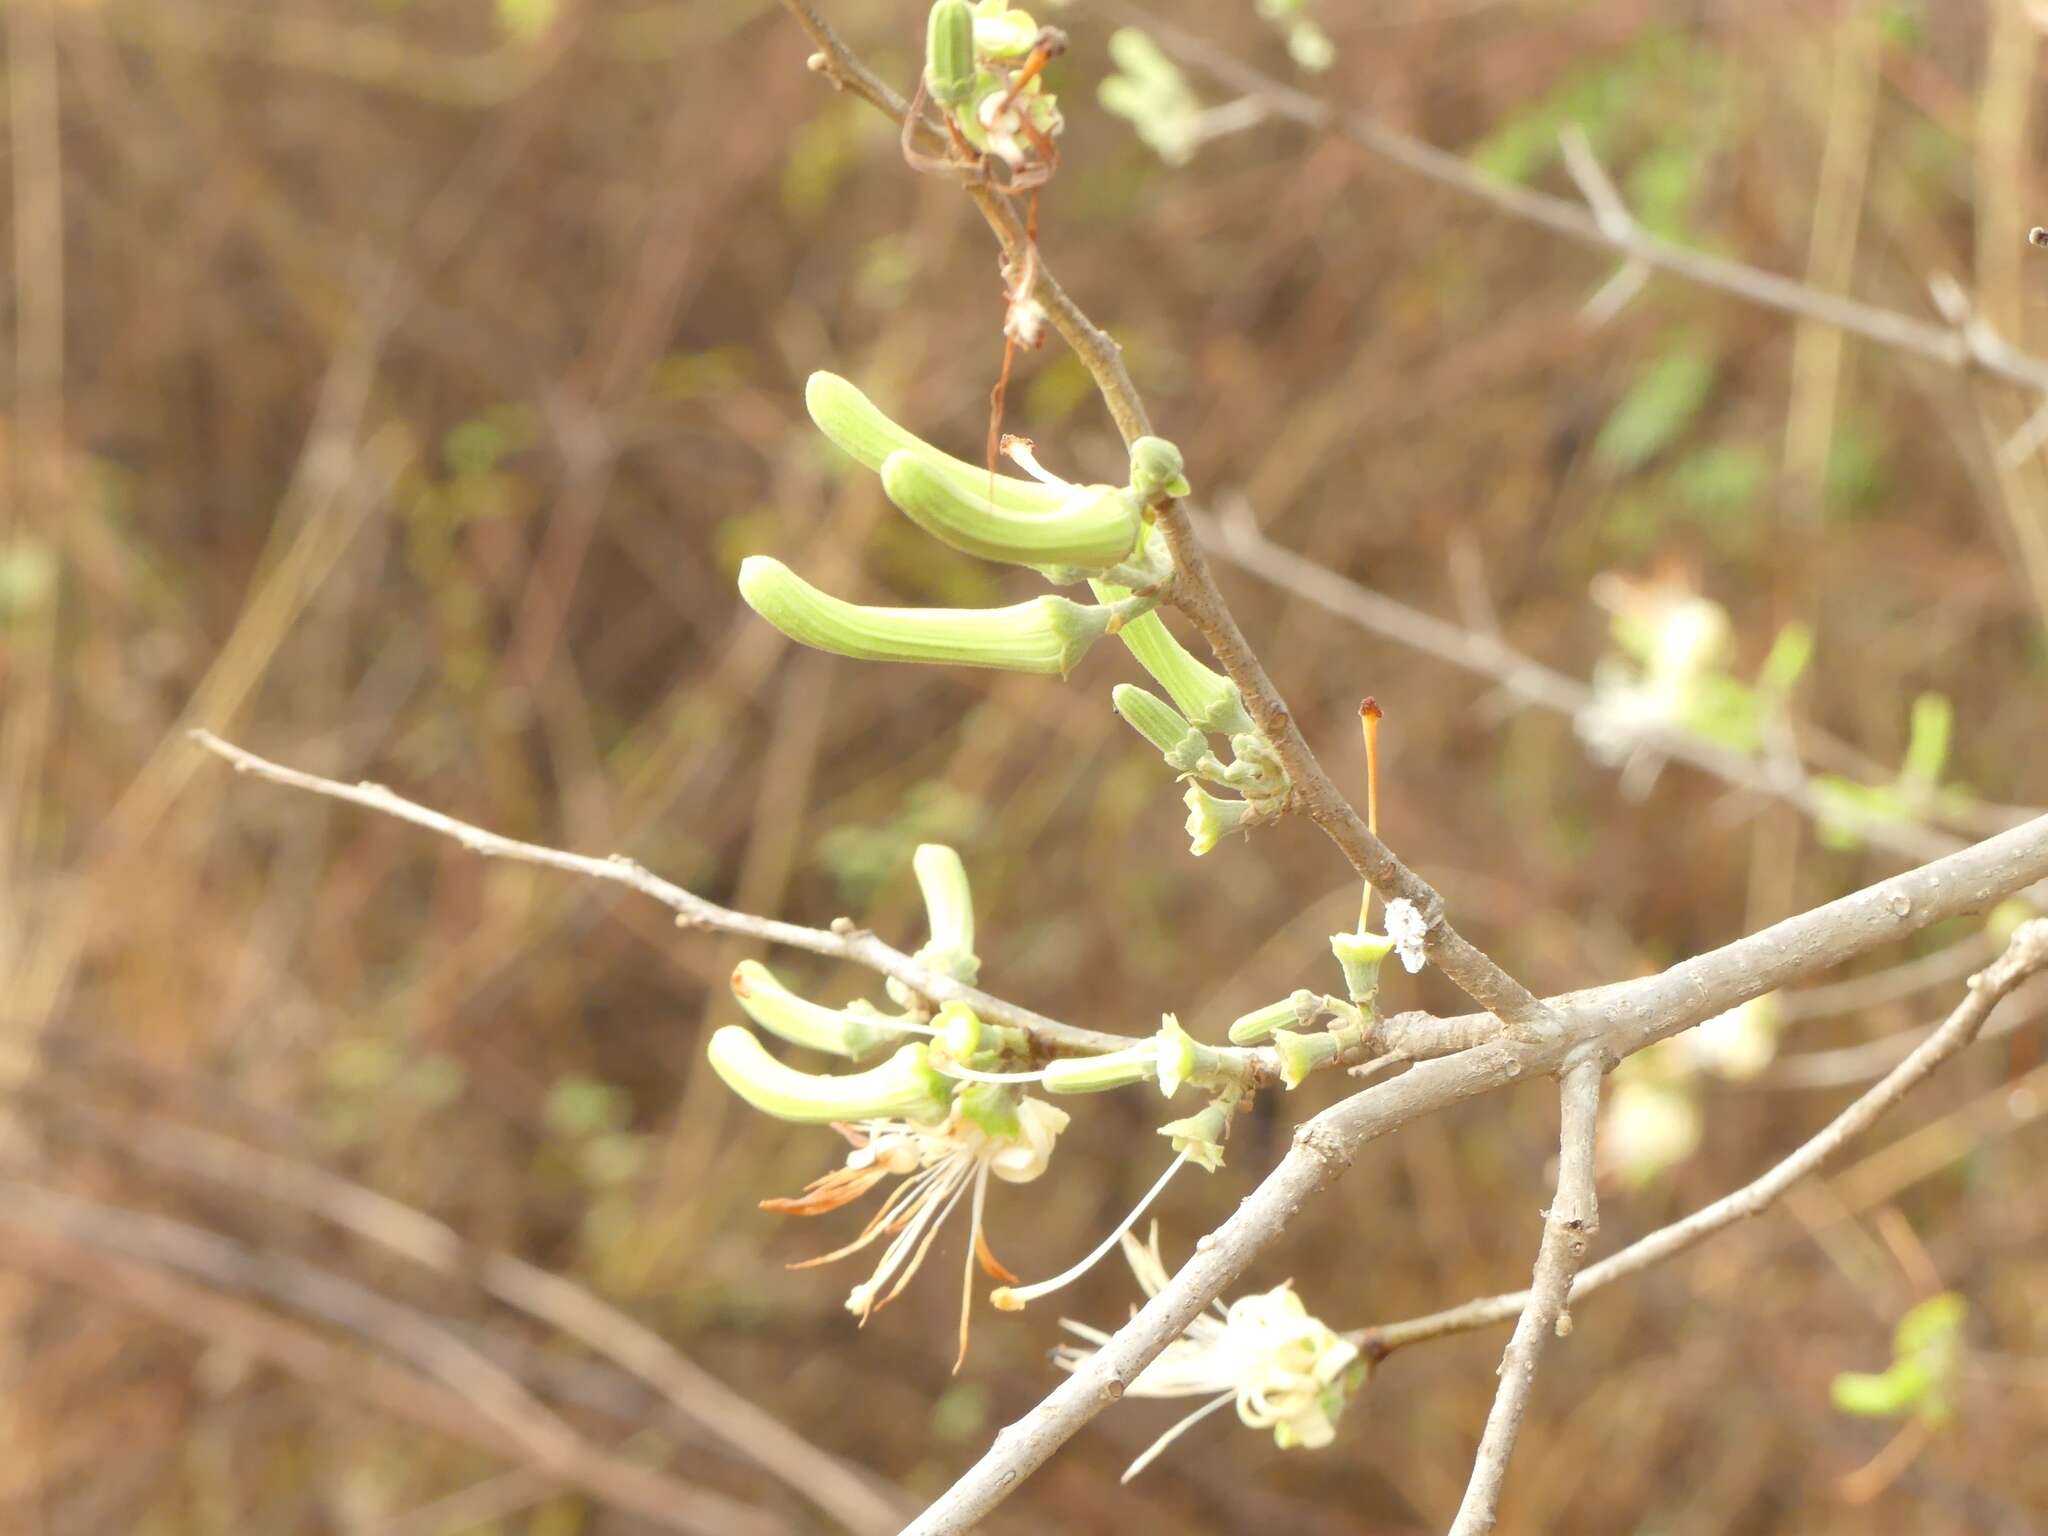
[1575,570,1812,790]
[923,2,1066,181]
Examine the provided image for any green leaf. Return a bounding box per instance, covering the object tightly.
[1595,340,1717,474]
[1901,693,1952,790]
[1831,1362,1926,1419]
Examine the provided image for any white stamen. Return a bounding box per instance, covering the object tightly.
[1000,435,1067,488]
[994,1150,1190,1308]
[1119,1390,1237,1483]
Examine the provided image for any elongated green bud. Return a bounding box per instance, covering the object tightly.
[1227,988,1322,1045]
[924,0,977,106]
[881,451,1142,571]
[1112,683,1208,772]
[910,843,979,985]
[1273,1028,1342,1090]
[706,1026,951,1123]
[1041,1042,1158,1094]
[1091,592,1256,737]
[805,373,1065,513]
[1330,930,1396,1008]
[934,999,983,1064]
[739,557,1124,676]
[730,960,898,1060]
[1129,436,1191,500]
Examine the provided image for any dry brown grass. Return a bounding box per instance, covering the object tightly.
[4,0,2046,1530]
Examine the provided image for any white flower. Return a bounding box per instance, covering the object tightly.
[1598,1074,1701,1187]
[765,1095,1068,1368]
[1685,993,1781,1081]
[1381,897,1429,975]
[1052,1226,1363,1480]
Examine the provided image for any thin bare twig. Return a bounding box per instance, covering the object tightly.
[4,1221,778,1536]
[64,1102,907,1536]
[1125,5,2048,397]
[1360,919,2048,1357]
[1195,506,1977,864]
[1447,1055,1602,1536]
[190,729,1140,1059]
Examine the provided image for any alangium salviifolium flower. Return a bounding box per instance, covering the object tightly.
[1052,1224,1365,1481]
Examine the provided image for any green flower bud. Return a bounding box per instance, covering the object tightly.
[1128,436,1191,500]
[1221,732,1288,797]
[729,959,900,1060]
[934,998,984,1064]
[805,372,1065,513]
[1226,988,1322,1045]
[1330,929,1396,1008]
[911,843,979,984]
[739,556,1125,676]
[1159,1107,1229,1171]
[1112,683,1209,772]
[1273,1028,1342,1090]
[1093,596,1256,736]
[880,450,1142,571]
[957,1080,1024,1140]
[1183,785,1253,857]
[706,1026,951,1123]
[924,0,977,106]
[1040,1042,1158,1094]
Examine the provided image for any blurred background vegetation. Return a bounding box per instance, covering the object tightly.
[4,0,2047,1531]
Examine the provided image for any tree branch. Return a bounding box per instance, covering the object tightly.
[190,729,1143,1059]
[1361,918,2048,1358]
[901,822,2048,1532]
[1447,1055,1602,1536]
[1153,501,1558,1036]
